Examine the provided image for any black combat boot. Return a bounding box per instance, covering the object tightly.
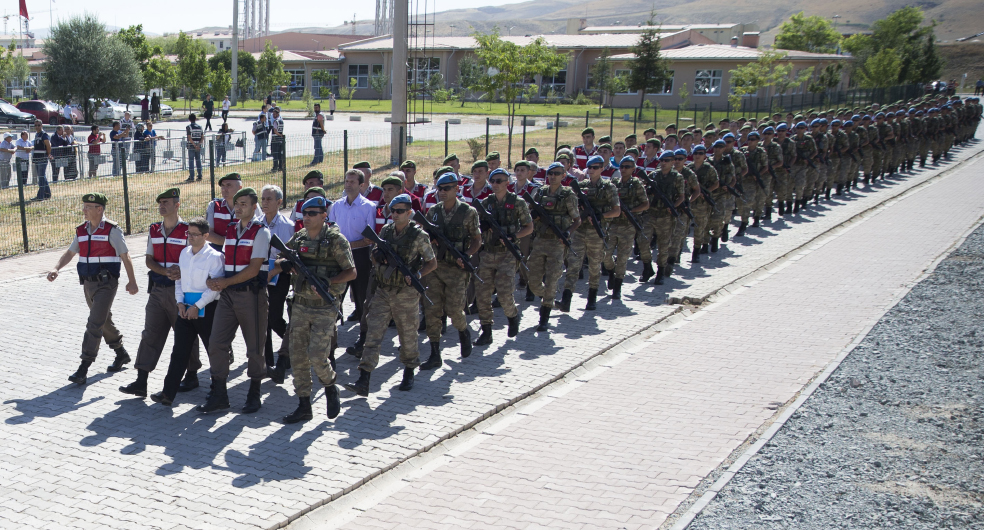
[710,237,719,253]
[691,248,700,263]
[267,354,290,384]
[283,396,313,424]
[536,306,552,332]
[178,370,199,392]
[751,216,760,228]
[68,360,92,385]
[197,377,230,413]
[345,336,365,359]
[459,329,472,358]
[700,244,709,254]
[835,183,843,195]
[664,262,673,278]
[419,342,442,370]
[107,347,131,372]
[150,391,173,406]
[119,369,149,397]
[474,324,493,346]
[558,288,573,312]
[654,266,665,285]
[325,383,340,418]
[344,369,371,397]
[399,368,414,391]
[765,206,772,221]
[777,201,785,216]
[735,222,747,238]
[241,378,263,414]
[611,278,623,300]
[721,224,730,242]
[793,200,800,214]
[825,187,832,200]
[525,286,535,302]
[639,262,654,283]
[786,201,793,215]
[920,157,926,168]
[507,315,521,337]
[585,288,598,310]
[814,192,820,205]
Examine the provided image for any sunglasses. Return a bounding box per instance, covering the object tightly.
[547,171,565,176]
[188,231,204,238]
[674,157,686,161]
[725,139,734,143]
[619,165,635,169]
[489,178,508,184]
[587,165,602,170]
[391,207,411,214]
[302,210,324,216]
[438,185,456,192]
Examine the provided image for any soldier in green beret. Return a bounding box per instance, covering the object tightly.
[485,151,501,171]
[49,193,139,385]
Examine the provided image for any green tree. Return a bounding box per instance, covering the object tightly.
[774,13,841,53]
[591,47,615,111]
[627,12,673,110]
[728,50,813,113]
[338,77,357,107]
[301,88,314,116]
[369,71,389,105]
[808,63,845,94]
[457,56,484,107]
[842,6,943,85]
[41,15,142,123]
[175,32,210,110]
[312,69,337,99]
[255,41,290,101]
[144,53,177,93]
[207,49,257,82]
[473,27,568,165]
[855,48,903,88]
[209,67,233,103]
[10,52,30,96]
[114,25,159,75]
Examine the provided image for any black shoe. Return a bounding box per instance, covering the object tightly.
[267,355,290,384]
[536,306,551,332]
[507,315,521,337]
[418,316,427,332]
[344,369,371,396]
[197,378,230,413]
[751,217,760,228]
[241,379,262,414]
[119,370,148,397]
[325,384,340,418]
[700,244,709,254]
[420,342,442,370]
[347,310,361,322]
[558,289,573,312]
[185,176,196,182]
[735,222,747,238]
[196,175,202,181]
[68,360,91,385]
[345,343,364,359]
[585,288,598,310]
[459,329,472,358]
[177,371,200,392]
[399,368,414,391]
[691,249,700,263]
[150,391,173,406]
[721,224,729,242]
[474,324,493,346]
[710,237,719,253]
[664,263,673,278]
[654,266,665,285]
[611,278,623,300]
[777,202,785,216]
[835,183,843,195]
[283,396,313,424]
[525,286,535,302]
[639,262,654,283]
[793,200,800,214]
[786,201,793,215]
[107,348,131,372]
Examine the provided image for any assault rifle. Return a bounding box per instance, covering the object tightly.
[570,180,609,247]
[698,186,717,209]
[413,210,482,283]
[618,198,646,232]
[270,235,335,305]
[746,162,767,191]
[473,202,529,271]
[639,172,680,218]
[361,226,433,305]
[521,190,576,255]
[796,150,818,170]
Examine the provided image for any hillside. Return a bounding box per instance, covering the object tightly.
[938,42,984,86]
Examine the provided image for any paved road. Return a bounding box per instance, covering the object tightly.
[0,137,980,529]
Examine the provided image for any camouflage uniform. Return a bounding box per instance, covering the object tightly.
[791,134,818,203]
[285,223,354,397]
[477,192,532,325]
[846,126,860,183]
[423,200,481,341]
[604,175,647,278]
[857,122,873,178]
[868,121,883,177]
[831,127,849,187]
[740,144,768,220]
[689,161,719,249]
[806,130,826,197]
[360,221,436,372]
[708,156,736,240]
[765,140,787,207]
[565,177,618,291]
[669,165,699,259]
[527,185,579,307]
[778,136,798,201]
[649,168,686,269]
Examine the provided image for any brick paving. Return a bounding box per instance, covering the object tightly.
[0,140,980,529]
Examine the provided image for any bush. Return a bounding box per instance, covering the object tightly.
[466,138,483,162]
[432,88,451,103]
[574,91,592,106]
[642,99,653,109]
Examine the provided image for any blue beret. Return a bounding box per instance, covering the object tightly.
[795,121,808,129]
[916,111,924,116]
[844,120,854,127]
[586,155,604,167]
[851,115,862,121]
[618,156,636,167]
[894,110,904,116]
[712,139,727,148]
[658,151,675,161]
[746,131,760,139]
[722,133,736,140]
[762,126,775,134]
[830,119,842,126]
[862,115,872,121]
[875,112,885,118]
[692,144,707,154]
[436,173,460,186]
[546,162,566,173]
[489,168,510,180]
[673,148,688,157]
[776,123,788,131]
[302,196,328,210]
[389,193,412,209]
[819,118,828,125]
[908,108,917,113]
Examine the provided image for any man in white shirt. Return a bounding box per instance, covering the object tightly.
[258,184,295,380]
[151,217,225,406]
[0,132,14,188]
[221,95,231,123]
[328,169,376,322]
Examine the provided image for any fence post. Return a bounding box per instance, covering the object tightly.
[554,113,560,155]
[444,121,448,158]
[281,140,287,192]
[522,115,527,157]
[208,140,216,199]
[632,107,637,135]
[398,126,404,164]
[15,162,28,253]
[343,130,349,170]
[609,107,614,138]
[485,117,490,156]
[709,102,713,123]
[121,149,132,235]
[675,105,680,127]
[585,111,589,128]
[693,104,697,125]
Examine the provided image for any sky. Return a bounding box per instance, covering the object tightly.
[13,0,530,35]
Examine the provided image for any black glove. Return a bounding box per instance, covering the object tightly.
[372,248,388,265]
[279,261,294,274]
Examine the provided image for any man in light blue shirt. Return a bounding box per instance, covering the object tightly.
[328,169,376,322]
[258,184,295,375]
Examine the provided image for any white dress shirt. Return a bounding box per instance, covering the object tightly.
[328,193,376,243]
[175,244,226,308]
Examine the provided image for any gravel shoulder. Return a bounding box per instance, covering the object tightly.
[688,222,984,529]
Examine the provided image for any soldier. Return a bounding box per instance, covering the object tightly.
[485,151,502,172]
[527,162,581,329]
[120,188,202,397]
[197,188,271,414]
[844,120,860,189]
[807,119,827,203]
[573,127,598,169]
[867,114,883,180]
[562,155,619,310]
[738,131,768,234]
[400,160,428,198]
[290,170,327,232]
[857,116,874,185]
[667,148,697,270]
[524,147,547,183]
[604,157,647,296]
[687,145,719,262]
[790,122,818,212]
[762,127,787,216]
[509,161,540,299]
[276,196,355,422]
[473,169,533,343]
[708,140,736,252]
[648,151,686,283]
[48,193,139,385]
[419,170,482,370]
[829,120,849,195]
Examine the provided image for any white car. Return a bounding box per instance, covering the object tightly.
[128,96,173,118]
[91,99,124,121]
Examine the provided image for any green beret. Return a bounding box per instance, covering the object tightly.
[664,134,678,141]
[233,187,257,202]
[794,114,804,120]
[304,187,326,198]
[442,153,458,164]
[598,135,612,144]
[664,123,677,130]
[380,176,404,188]
[434,166,454,178]
[218,173,242,184]
[555,153,572,161]
[705,123,716,129]
[737,116,747,122]
[557,144,571,150]
[400,160,416,169]
[702,131,716,138]
[719,118,730,124]
[645,138,661,147]
[598,143,612,151]
[680,131,693,138]
[643,128,657,135]
[303,170,324,183]
[624,134,636,140]
[524,147,539,157]
[625,147,640,156]
[485,151,500,161]
[353,161,371,169]
[156,187,180,202]
[82,192,107,206]
[513,160,532,170]
[581,127,595,136]
[472,160,489,170]
[806,109,816,114]
[740,125,752,131]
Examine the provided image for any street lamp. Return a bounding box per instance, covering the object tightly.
[311,38,321,50]
[832,14,841,29]
[507,26,516,36]
[449,24,456,37]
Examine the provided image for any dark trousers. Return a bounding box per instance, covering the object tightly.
[265,272,291,366]
[162,301,216,400]
[349,247,372,319]
[81,277,124,361]
[271,140,285,171]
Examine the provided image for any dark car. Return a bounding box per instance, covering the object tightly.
[16,99,69,125]
[0,101,37,125]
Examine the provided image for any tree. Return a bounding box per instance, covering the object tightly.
[808,63,845,94]
[728,50,813,113]
[338,77,357,107]
[144,53,177,93]
[209,67,233,104]
[842,6,943,85]
[255,41,290,101]
[207,49,257,82]
[41,15,142,123]
[591,48,615,111]
[855,48,903,88]
[627,12,672,110]
[473,27,568,165]
[175,32,210,110]
[114,25,159,75]
[774,13,841,53]
[457,56,483,107]
[312,69,337,99]
[369,71,389,105]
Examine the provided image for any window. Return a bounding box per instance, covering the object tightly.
[614,69,636,95]
[409,57,441,87]
[694,70,722,96]
[540,70,566,97]
[285,69,305,90]
[655,71,673,94]
[312,69,339,94]
[218,41,224,49]
[348,64,369,88]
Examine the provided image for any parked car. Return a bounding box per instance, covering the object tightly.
[16,100,67,125]
[91,99,125,121]
[0,101,37,125]
[64,104,84,124]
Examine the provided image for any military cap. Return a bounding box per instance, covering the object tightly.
[895,110,905,116]
[156,187,180,202]
[399,160,416,169]
[301,196,329,211]
[598,135,613,144]
[915,111,924,116]
[353,161,371,169]
[664,134,678,141]
[819,118,828,125]
[740,125,752,131]
[645,138,661,147]
[558,144,572,151]
[680,131,693,138]
[303,170,324,183]
[524,147,539,157]
[625,147,641,156]
[514,160,532,170]
[692,144,707,154]
[488,168,510,180]
[305,186,326,197]
[434,165,455,178]
[775,123,788,131]
[581,127,595,136]
[712,139,727,148]
[546,162,566,173]
[380,176,404,188]
[485,151,500,161]
[555,153,572,162]
[218,173,242,184]
[830,119,842,126]
[862,115,872,121]
[794,114,805,121]
[851,115,862,121]
[795,121,808,129]
[658,151,674,161]
[435,172,459,186]
[673,148,687,157]
[82,192,108,206]
[643,128,657,135]
[472,160,489,170]
[763,126,775,135]
[875,112,885,118]
[806,108,816,114]
[617,156,636,167]
[722,133,736,140]
[586,155,604,167]
[442,153,458,164]
[844,120,854,127]
[719,118,730,124]
[810,119,821,127]
[706,122,716,129]
[624,134,637,140]
[598,143,613,151]
[746,131,761,140]
[702,130,717,138]
[233,187,257,202]
[389,194,412,209]
[665,123,677,130]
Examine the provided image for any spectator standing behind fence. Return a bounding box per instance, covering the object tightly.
[0,132,14,188]
[133,123,148,173]
[201,94,214,132]
[140,95,149,122]
[50,126,67,182]
[15,131,32,186]
[65,126,79,180]
[186,113,203,182]
[329,93,336,116]
[143,121,162,172]
[63,104,74,125]
[151,92,161,121]
[270,107,285,173]
[252,114,269,161]
[110,120,130,177]
[221,95,230,123]
[87,125,105,178]
[216,123,233,165]
[311,103,326,166]
[32,121,51,201]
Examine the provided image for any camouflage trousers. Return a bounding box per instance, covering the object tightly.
[423,261,470,342]
[708,192,733,239]
[528,237,567,308]
[919,138,931,160]
[603,222,637,279]
[651,212,678,268]
[477,249,519,325]
[668,211,689,258]
[565,226,607,290]
[893,142,904,169]
[635,211,656,264]
[789,164,809,200]
[944,133,954,153]
[906,139,918,162]
[691,199,713,247]
[871,147,883,176]
[360,285,422,372]
[289,302,338,398]
[736,177,760,222]
[773,168,792,202]
[830,157,846,185]
[861,147,874,175]
[804,165,821,197]
[753,176,773,217]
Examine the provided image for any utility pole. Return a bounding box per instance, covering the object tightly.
[390,0,408,164]
[231,0,239,105]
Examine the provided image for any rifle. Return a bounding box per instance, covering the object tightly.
[521,190,576,255]
[618,198,646,232]
[570,180,609,247]
[412,210,483,283]
[680,197,695,221]
[473,202,529,271]
[848,148,860,162]
[360,226,434,305]
[644,176,680,218]
[766,161,777,180]
[746,161,767,191]
[698,186,717,208]
[270,235,336,305]
[797,150,818,170]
